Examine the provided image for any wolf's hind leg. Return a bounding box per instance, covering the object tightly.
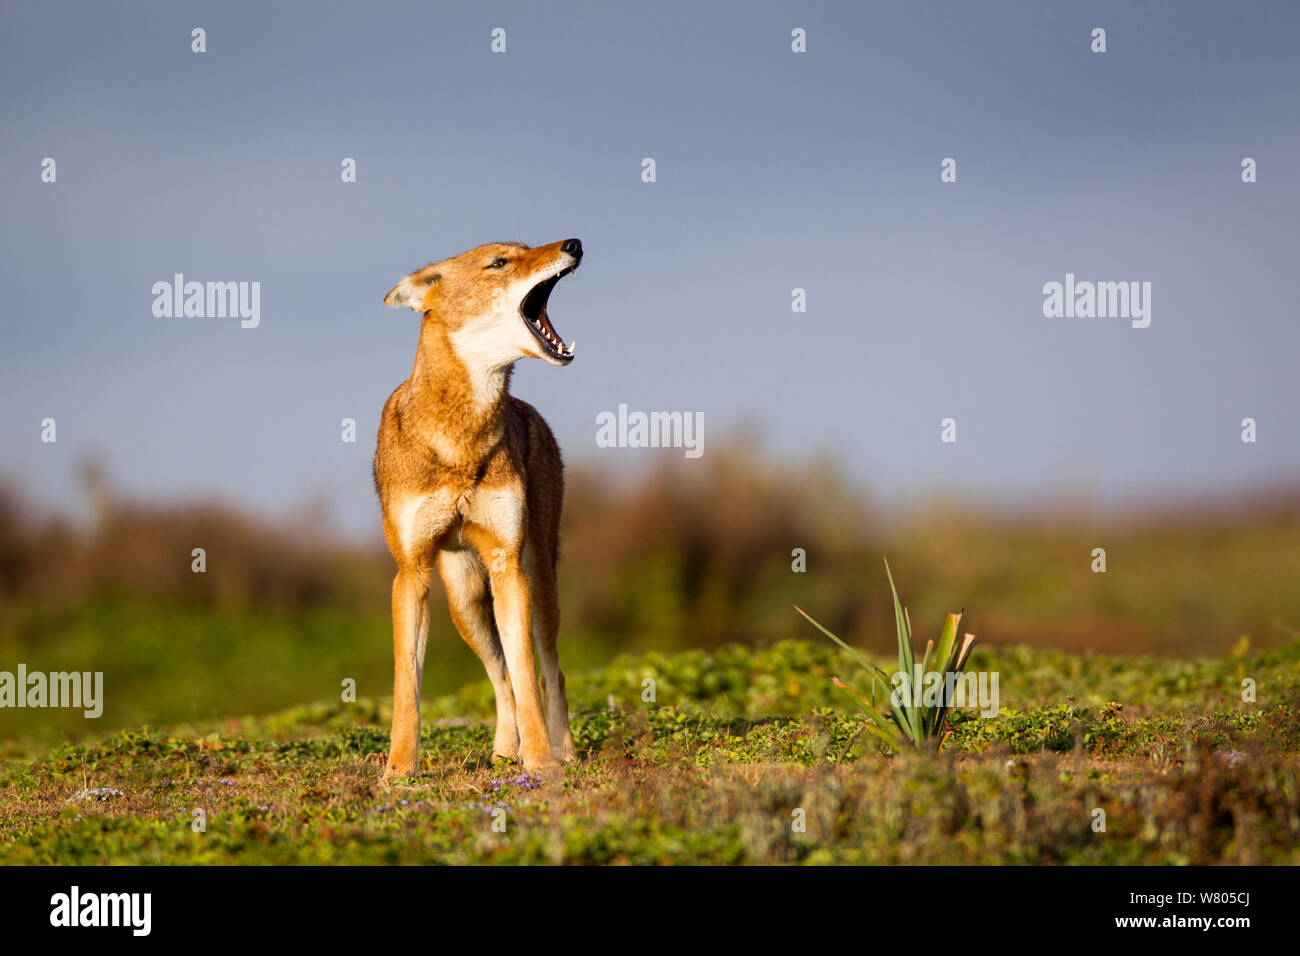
[530,555,575,763]
[438,549,519,761]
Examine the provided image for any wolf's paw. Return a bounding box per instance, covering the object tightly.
[521,744,561,778]
[382,754,417,783]
[528,761,564,784]
[492,726,520,763]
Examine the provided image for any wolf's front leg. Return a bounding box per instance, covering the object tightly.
[384,568,429,780]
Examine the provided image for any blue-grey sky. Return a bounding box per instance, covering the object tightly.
[2,1,1297,538]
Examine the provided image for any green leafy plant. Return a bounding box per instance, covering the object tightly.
[795,559,977,753]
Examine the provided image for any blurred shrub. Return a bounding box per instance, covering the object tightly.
[0,486,388,612]
[2,443,1298,658]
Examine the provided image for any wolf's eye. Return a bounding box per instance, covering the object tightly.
[486,257,509,269]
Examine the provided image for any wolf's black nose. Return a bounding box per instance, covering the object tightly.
[562,238,582,257]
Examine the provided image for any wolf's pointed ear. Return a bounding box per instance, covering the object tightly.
[384,269,440,310]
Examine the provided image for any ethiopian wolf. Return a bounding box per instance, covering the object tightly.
[373,239,583,780]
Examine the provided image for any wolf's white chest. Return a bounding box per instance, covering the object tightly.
[390,480,526,560]
[391,490,465,557]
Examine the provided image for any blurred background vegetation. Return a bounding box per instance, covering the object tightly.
[2,444,1298,742]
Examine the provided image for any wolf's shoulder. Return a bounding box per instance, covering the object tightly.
[505,395,561,460]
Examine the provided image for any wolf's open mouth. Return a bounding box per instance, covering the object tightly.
[520,266,576,363]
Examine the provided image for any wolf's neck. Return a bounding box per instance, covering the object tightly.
[404,319,513,470]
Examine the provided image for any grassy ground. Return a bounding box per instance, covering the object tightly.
[2,638,1298,864]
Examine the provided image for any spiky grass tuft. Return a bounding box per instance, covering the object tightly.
[796,558,977,753]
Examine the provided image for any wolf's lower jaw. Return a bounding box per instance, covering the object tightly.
[524,311,576,360]
[519,267,577,362]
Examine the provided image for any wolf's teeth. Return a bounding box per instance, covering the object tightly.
[568,340,576,354]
